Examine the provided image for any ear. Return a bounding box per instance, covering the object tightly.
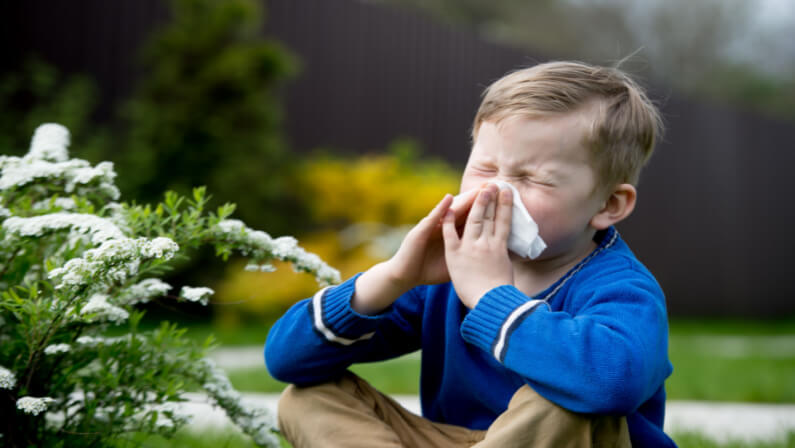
[590,184,637,230]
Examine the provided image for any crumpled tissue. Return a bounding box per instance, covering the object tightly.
[453,180,547,259]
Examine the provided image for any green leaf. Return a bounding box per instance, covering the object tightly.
[192,186,207,204]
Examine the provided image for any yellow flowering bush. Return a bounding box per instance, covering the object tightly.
[213,145,463,323]
[297,143,462,226]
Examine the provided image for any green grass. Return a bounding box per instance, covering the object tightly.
[185,323,275,347]
[226,353,422,395]
[112,429,291,447]
[112,429,259,447]
[226,367,287,393]
[668,318,795,335]
[671,432,795,448]
[667,318,795,403]
[349,353,423,394]
[113,429,795,448]
[667,334,795,402]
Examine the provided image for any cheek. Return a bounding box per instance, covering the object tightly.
[516,188,547,217]
[518,193,570,236]
[522,198,552,226]
[523,196,597,245]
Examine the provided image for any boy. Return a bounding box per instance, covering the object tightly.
[266,61,675,447]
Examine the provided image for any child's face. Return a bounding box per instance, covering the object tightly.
[461,113,606,260]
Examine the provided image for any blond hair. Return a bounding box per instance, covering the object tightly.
[473,61,664,188]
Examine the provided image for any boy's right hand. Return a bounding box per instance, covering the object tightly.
[352,190,478,314]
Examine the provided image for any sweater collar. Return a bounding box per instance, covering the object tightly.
[534,226,620,302]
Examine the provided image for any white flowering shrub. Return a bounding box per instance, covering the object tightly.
[0,124,341,447]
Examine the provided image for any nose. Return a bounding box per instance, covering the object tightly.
[487,179,515,192]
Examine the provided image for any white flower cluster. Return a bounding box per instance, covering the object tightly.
[75,334,142,348]
[43,344,71,355]
[80,294,129,324]
[75,335,112,347]
[0,157,120,200]
[0,124,119,199]
[117,278,171,306]
[16,396,56,416]
[0,365,16,389]
[200,358,279,447]
[0,205,10,219]
[215,219,341,286]
[48,236,179,289]
[3,212,125,245]
[216,219,247,235]
[28,123,69,162]
[140,237,180,259]
[179,286,214,306]
[270,236,298,258]
[32,197,77,211]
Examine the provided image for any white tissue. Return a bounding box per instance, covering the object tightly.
[453,181,547,259]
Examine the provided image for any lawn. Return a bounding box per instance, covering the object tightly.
[117,429,795,448]
[666,318,795,403]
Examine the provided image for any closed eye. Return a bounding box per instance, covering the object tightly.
[519,176,554,187]
[468,165,497,175]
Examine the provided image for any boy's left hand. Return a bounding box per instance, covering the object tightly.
[442,183,514,308]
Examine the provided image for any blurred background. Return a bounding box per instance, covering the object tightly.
[1,0,794,444]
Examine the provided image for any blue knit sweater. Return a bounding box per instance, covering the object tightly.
[266,227,676,447]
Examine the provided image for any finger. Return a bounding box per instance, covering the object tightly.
[431,193,454,221]
[419,194,453,232]
[482,185,498,236]
[494,187,513,242]
[463,187,492,240]
[441,208,461,251]
[450,188,479,226]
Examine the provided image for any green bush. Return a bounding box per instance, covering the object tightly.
[0,124,339,446]
[119,0,301,235]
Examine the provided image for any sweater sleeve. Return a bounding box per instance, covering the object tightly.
[460,268,671,415]
[265,273,424,385]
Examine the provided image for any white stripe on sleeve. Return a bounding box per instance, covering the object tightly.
[312,287,376,346]
[493,299,544,361]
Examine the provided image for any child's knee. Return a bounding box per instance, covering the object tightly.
[477,385,630,447]
[277,374,364,428]
[506,384,588,426]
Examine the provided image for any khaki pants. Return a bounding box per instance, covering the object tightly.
[278,372,631,447]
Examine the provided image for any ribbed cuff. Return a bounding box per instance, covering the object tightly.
[318,273,391,339]
[460,285,532,355]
